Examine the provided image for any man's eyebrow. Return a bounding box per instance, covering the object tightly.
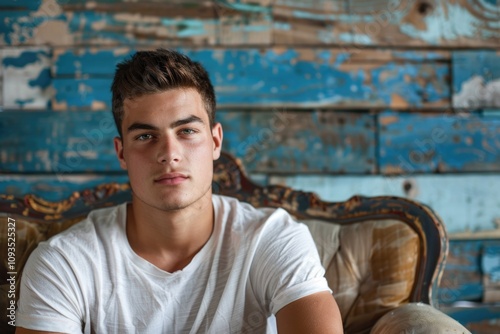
[170,115,205,128]
[127,123,159,133]
[126,115,205,134]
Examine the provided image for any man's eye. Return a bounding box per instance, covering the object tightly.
[180,128,197,135]
[136,134,153,141]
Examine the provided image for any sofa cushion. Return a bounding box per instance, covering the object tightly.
[303,218,420,333]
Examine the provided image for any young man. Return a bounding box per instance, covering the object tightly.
[16,49,343,333]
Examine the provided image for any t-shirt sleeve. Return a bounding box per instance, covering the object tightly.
[16,243,85,333]
[251,208,332,315]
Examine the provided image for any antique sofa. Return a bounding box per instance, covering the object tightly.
[0,152,469,333]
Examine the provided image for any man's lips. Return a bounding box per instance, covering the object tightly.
[154,173,189,185]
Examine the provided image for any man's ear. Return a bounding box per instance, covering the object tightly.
[212,123,223,160]
[114,136,128,170]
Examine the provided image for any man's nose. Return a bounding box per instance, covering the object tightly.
[157,136,181,164]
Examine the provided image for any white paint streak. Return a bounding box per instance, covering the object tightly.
[2,47,52,109]
[454,75,500,108]
[400,3,485,43]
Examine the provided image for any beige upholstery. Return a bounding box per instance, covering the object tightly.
[371,303,470,334]
[303,219,419,332]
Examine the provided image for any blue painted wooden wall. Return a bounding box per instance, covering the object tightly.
[0,0,499,332]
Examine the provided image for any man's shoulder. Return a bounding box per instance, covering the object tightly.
[212,194,303,234]
[43,202,126,250]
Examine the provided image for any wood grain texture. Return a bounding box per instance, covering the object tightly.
[0,110,375,174]
[453,50,500,109]
[0,110,120,173]
[0,0,272,47]
[219,110,376,174]
[273,0,500,47]
[438,240,484,304]
[379,111,500,174]
[52,47,450,109]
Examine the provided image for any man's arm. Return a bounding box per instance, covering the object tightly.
[276,291,343,334]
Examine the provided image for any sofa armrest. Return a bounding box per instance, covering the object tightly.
[370,303,470,334]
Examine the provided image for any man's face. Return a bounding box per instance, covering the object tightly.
[114,88,222,212]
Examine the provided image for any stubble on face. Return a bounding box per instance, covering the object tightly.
[116,88,222,215]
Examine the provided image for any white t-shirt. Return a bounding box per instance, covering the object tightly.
[17,195,330,333]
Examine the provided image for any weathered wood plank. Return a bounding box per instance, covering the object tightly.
[482,244,500,303]
[441,305,500,334]
[0,174,129,201]
[273,0,500,47]
[379,111,500,174]
[439,240,484,304]
[0,109,376,174]
[1,47,51,109]
[272,0,352,44]
[220,110,376,173]
[0,0,272,47]
[0,110,120,173]
[214,0,272,45]
[52,47,450,109]
[453,51,500,109]
[269,174,500,235]
[346,0,500,48]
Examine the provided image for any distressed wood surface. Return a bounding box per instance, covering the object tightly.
[0,0,271,47]
[441,305,500,334]
[379,111,500,174]
[453,51,500,109]
[0,110,376,174]
[273,0,500,47]
[0,174,129,202]
[482,244,500,303]
[51,47,450,109]
[220,110,376,173]
[438,240,485,304]
[0,110,120,173]
[1,47,51,109]
[270,174,500,235]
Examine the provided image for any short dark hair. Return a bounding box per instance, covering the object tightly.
[111,49,216,137]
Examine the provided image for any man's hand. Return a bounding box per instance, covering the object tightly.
[276,291,343,333]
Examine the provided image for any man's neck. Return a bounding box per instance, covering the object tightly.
[125,194,214,273]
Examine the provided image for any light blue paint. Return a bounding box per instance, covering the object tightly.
[399,2,488,44]
[452,51,500,94]
[55,49,132,75]
[293,10,373,22]
[482,246,500,281]
[217,0,270,14]
[379,110,500,173]
[28,68,51,89]
[349,33,373,44]
[272,173,500,234]
[230,25,269,33]
[273,22,291,31]
[3,50,49,68]
[53,48,448,108]
[338,33,352,43]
